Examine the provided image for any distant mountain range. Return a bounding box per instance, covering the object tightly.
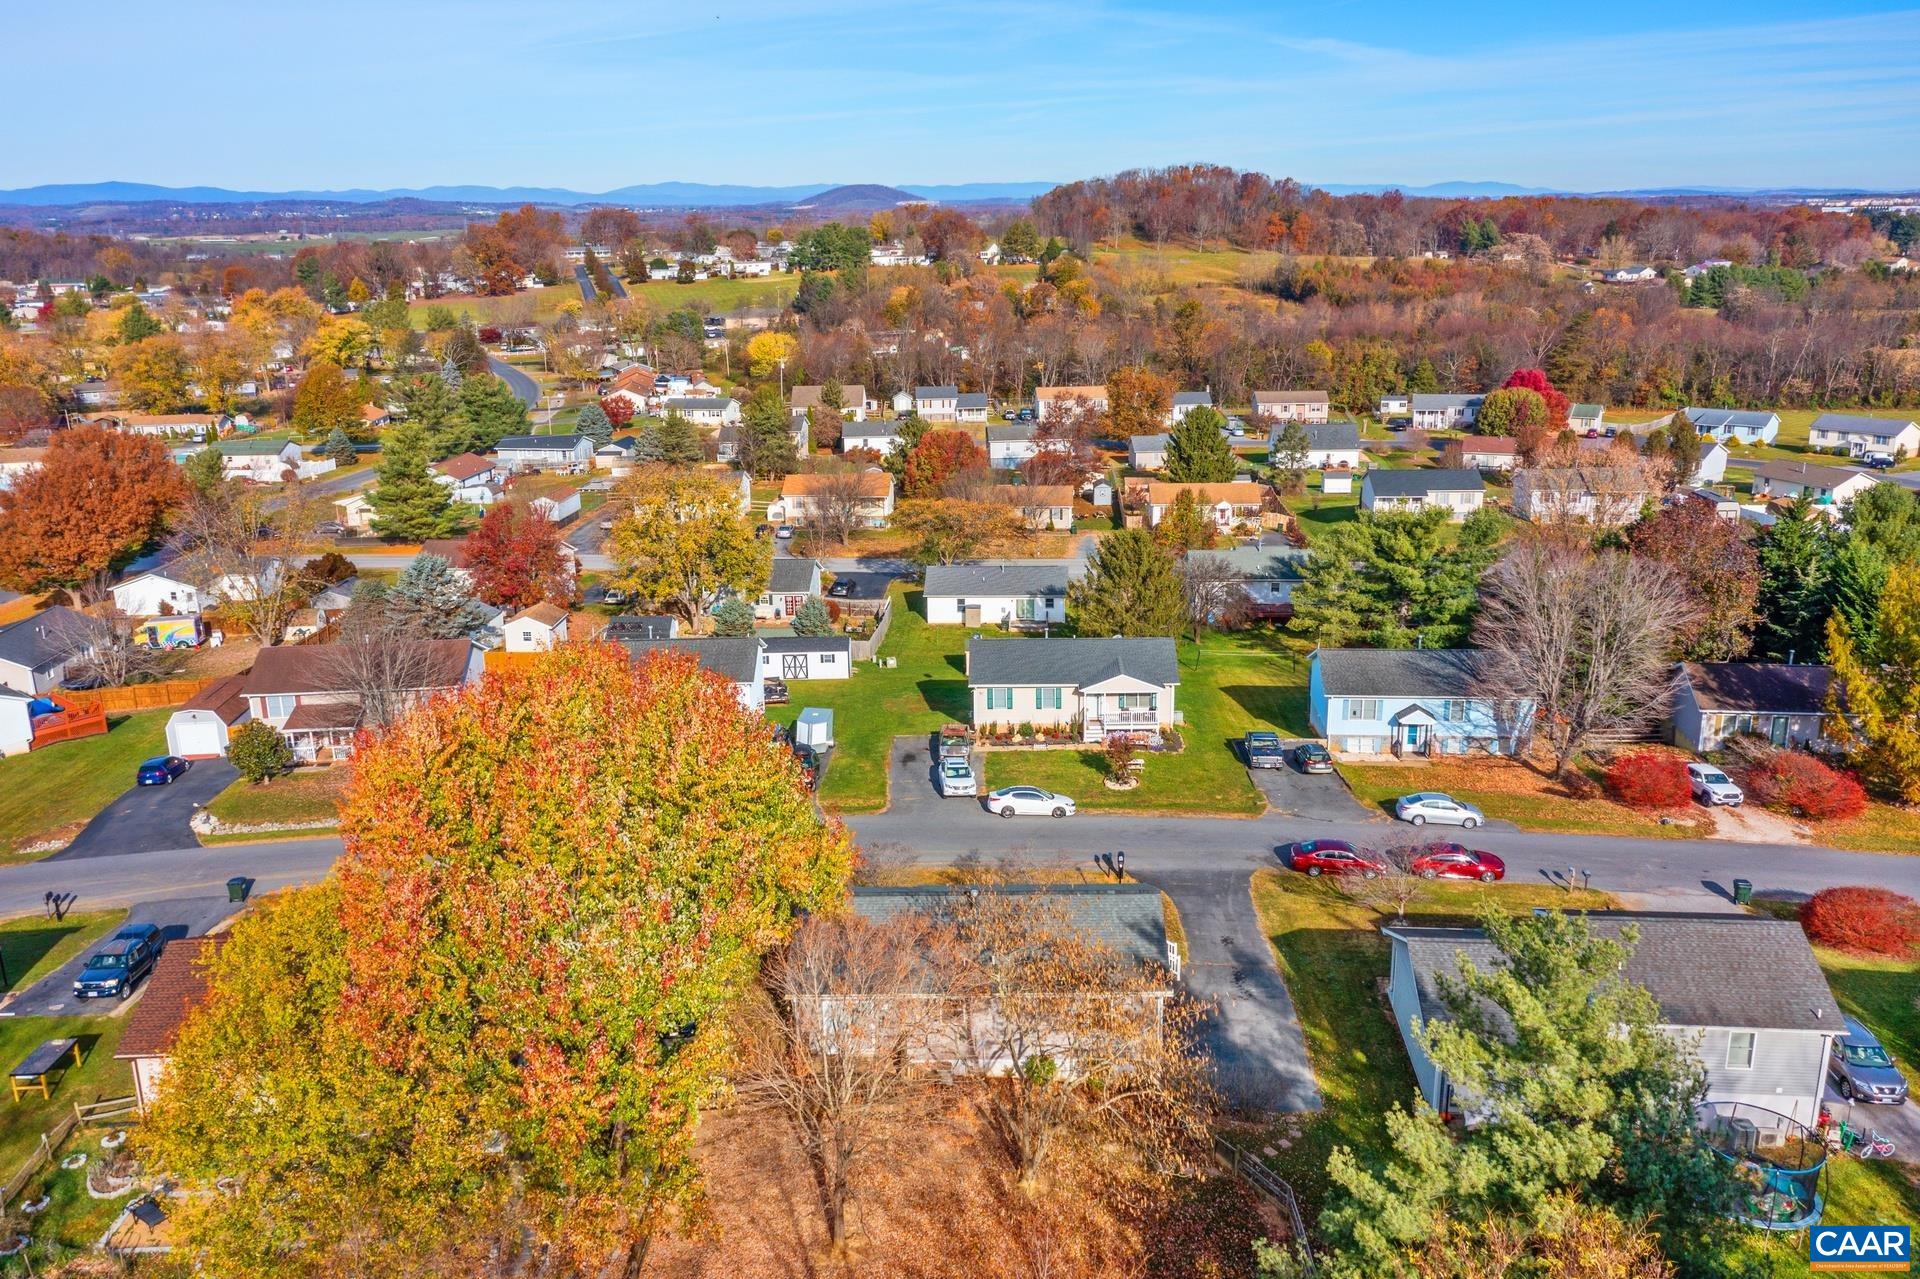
[0,180,1059,209]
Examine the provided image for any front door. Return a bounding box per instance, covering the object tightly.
[782,653,808,680]
[1404,724,1427,753]
[1769,715,1789,746]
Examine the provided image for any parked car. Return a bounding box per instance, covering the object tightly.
[1828,1015,1910,1104]
[1407,843,1505,882]
[603,587,631,606]
[1686,762,1744,807]
[1862,453,1896,470]
[827,579,853,598]
[1002,410,1018,422]
[1243,731,1285,769]
[1293,742,1334,774]
[937,757,979,797]
[1283,839,1383,877]
[775,524,796,540]
[1016,407,1035,422]
[73,924,162,1000]
[313,520,346,537]
[986,786,1076,818]
[762,679,790,705]
[1394,793,1485,828]
[938,724,972,759]
[135,756,190,786]
[791,743,823,790]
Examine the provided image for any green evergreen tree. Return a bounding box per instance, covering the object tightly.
[1163,406,1236,483]
[182,443,226,496]
[711,598,754,636]
[1288,508,1502,648]
[369,420,467,540]
[455,375,529,455]
[657,411,702,464]
[790,596,832,637]
[1271,420,1312,492]
[631,419,665,463]
[740,386,796,479]
[575,403,614,448]
[117,303,164,343]
[439,355,464,390]
[1066,529,1185,637]
[400,373,462,432]
[383,554,484,638]
[322,427,358,467]
[1404,357,1438,395]
[1826,536,1890,661]
[1753,496,1835,661]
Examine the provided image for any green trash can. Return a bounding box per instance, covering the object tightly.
[1732,878,1752,905]
[226,876,252,903]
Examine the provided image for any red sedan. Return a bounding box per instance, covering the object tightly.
[1408,844,1505,882]
[1284,839,1384,878]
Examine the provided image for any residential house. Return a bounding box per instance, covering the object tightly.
[1309,647,1529,757]
[602,365,662,416]
[494,435,594,473]
[434,452,503,505]
[1385,913,1841,1129]
[666,397,741,429]
[1144,481,1266,531]
[0,607,96,694]
[359,403,393,429]
[1409,394,1485,430]
[1569,403,1606,434]
[163,674,251,759]
[914,386,960,421]
[1251,390,1331,424]
[214,438,314,482]
[333,491,376,532]
[955,392,990,424]
[1454,436,1519,471]
[504,602,570,653]
[1378,394,1412,417]
[602,615,679,642]
[1034,385,1107,422]
[1684,487,1744,521]
[1683,408,1780,446]
[1129,434,1170,471]
[991,484,1074,531]
[116,936,224,1115]
[1511,465,1656,527]
[1749,460,1880,507]
[967,636,1179,742]
[778,471,896,527]
[1671,662,1834,752]
[1807,412,1920,459]
[0,689,34,757]
[239,638,480,761]
[1359,468,1486,520]
[111,556,285,617]
[594,437,638,474]
[1185,545,1310,620]
[1166,391,1213,425]
[760,635,851,682]
[924,561,1076,627]
[86,411,226,438]
[790,384,867,423]
[841,422,903,456]
[0,447,46,491]
[1269,419,1363,470]
[987,423,1040,470]
[620,636,766,711]
[1603,265,1660,283]
[1692,441,1731,485]
[758,558,823,621]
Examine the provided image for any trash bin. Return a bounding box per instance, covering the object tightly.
[1732,878,1753,905]
[226,876,252,903]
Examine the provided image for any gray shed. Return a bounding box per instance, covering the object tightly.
[794,707,835,748]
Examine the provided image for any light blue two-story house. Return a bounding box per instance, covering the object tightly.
[1308,648,1532,758]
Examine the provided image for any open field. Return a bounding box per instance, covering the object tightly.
[411,274,798,328]
[0,712,170,861]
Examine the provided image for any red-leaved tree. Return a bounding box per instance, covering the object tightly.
[600,395,635,427]
[1801,887,1920,956]
[1503,368,1570,430]
[1602,750,1693,810]
[0,425,187,591]
[1746,751,1868,821]
[902,429,988,498]
[463,499,577,609]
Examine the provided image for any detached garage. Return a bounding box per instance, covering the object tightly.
[165,674,250,759]
[760,636,852,682]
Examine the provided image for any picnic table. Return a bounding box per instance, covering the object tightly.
[9,1037,81,1101]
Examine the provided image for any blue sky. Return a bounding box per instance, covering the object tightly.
[11,0,1920,191]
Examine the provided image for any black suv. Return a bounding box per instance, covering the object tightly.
[73,923,162,1000]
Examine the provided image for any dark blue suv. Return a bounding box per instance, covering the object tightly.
[73,923,162,1000]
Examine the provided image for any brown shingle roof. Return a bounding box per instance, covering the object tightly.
[115,937,223,1059]
[433,454,494,482]
[240,639,474,697]
[1681,662,1833,714]
[177,674,249,725]
[782,471,893,499]
[512,602,569,628]
[1145,481,1266,506]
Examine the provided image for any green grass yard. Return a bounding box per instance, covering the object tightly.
[0,712,170,861]
[0,912,124,995]
[203,766,348,834]
[1335,757,1715,840]
[0,1014,133,1172]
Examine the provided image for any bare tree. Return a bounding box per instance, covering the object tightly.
[48,584,166,687]
[1177,552,1249,645]
[734,915,944,1250]
[1473,541,1697,777]
[170,477,325,644]
[803,467,877,549]
[1341,843,1431,925]
[322,600,465,728]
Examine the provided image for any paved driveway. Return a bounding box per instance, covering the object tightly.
[886,734,968,817]
[1,896,241,1018]
[1140,868,1321,1113]
[51,759,238,862]
[1247,742,1382,823]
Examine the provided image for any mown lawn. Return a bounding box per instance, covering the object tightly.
[0,911,125,997]
[1245,872,1614,1215]
[0,1015,133,1172]
[1336,756,1714,840]
[1806,800,1920,855]
[0,712,170,860]
[203,766,348,833]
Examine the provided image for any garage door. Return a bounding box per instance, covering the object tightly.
[169,719,225,759]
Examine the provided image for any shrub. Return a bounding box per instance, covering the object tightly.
[1801,886,1920,956]
[1746,751,1868,821]
[228,721,293,784]
[711,599,753,636]
[1602,750,1690,810]
[1104,734,1137,777]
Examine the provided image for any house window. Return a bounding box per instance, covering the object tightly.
[819,654,835,665]
[1726,1032,1755,1070]
[520,631,534,643]
[1344,699,1382,721]
[1443,700,1467,723]
[263,694,296,719]
[1036,687,1062,711]
[985,687,1013,711]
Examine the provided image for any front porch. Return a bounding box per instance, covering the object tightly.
[281,702,362,764]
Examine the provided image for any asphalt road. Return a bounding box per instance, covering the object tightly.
[53,760,238,861]
[1,896,240,1017]
[487,355,540,408]
[573,264,597,304]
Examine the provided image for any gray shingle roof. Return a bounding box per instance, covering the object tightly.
[1684,408,1778,432]
[1751,460,1876,489]
[665,397,735,414]
[497,434,586,451]
[767,558,820,594]
[602,615,678,641]
[1314,647,1493,697]
[987,424,1036,445]
[1172,391,1212,407]
[1390,913,1842,1032]
[956,392,989,409]
[1411,394,1485,411]
[760,635,851,655]
[916,385,959,398]
[621,637,763,684]
[1130,433,1171,453]
[1299,420,1362,451]
[1681,662,1832,713]
[1810,412,1918,440]
[1187,546,1309,582]
[0,607,90,673]
[924,561,1076,599]
[850,883,1169,972]
[966,636,1178,689]
[1365,468,1485,498]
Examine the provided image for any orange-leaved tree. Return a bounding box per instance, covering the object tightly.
[464,498,577,609]
[902,428,987,498]
[0,424,186,591]
[142,643,852,1278]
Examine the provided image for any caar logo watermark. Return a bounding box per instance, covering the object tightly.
[1811,1226,1911,1272]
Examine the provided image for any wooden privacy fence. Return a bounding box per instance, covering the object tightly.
[849,600,893,662]
[64,678,212,715]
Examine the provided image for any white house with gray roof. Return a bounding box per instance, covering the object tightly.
[1166,390,1213,425]
[955,392,990,424]
[619,636,766,711]
[0,607,94,695]
[1807,412,1920,459]
[914,386,959,421]
[1410,394,1485,430]
[1129,434,1171,471]
[1251,390,1330,424]
[966,636,1178,742]
[1269,419,1364,470]
[1360,467,1486,520]
[1385,913,1842,1129]
[1185,545,1310,620]
[841,421,903,455]
[494,434,594,472]
[1310,647,1532,758]
[756,558,823,621]
[924,561,1078,627]
[1682,408,1779,446]
[759,634,850,681]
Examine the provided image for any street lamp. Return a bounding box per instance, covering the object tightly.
[777,355,788,399]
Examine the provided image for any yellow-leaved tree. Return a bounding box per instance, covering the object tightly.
[1826,562,1920,802]
[606,466,771,628]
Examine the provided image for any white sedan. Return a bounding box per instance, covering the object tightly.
[1394,792,1485,828]
[986,786,1077,818]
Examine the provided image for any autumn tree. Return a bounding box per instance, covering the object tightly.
[292,359,362,436]
[1473,386,1548,437]
[464,500,578,610]
[1625,502,1760,660]
[1163,405,1236,484]
[1153,488,1216,552]
[745,331,799,380]
[145,645,851,1278]
[112,334,193,411]
[1068,529,1185,637]
[368,419,467,540]
[0,426,185,591]
[606,467,770,625]
[902,428,988,497]
[1105,366,1173,440]
[895,498,1026,565]
[1825,563,1920,802]
[1500,368,1570,430]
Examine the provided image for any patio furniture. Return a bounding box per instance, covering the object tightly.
[9,1037,82,1101]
